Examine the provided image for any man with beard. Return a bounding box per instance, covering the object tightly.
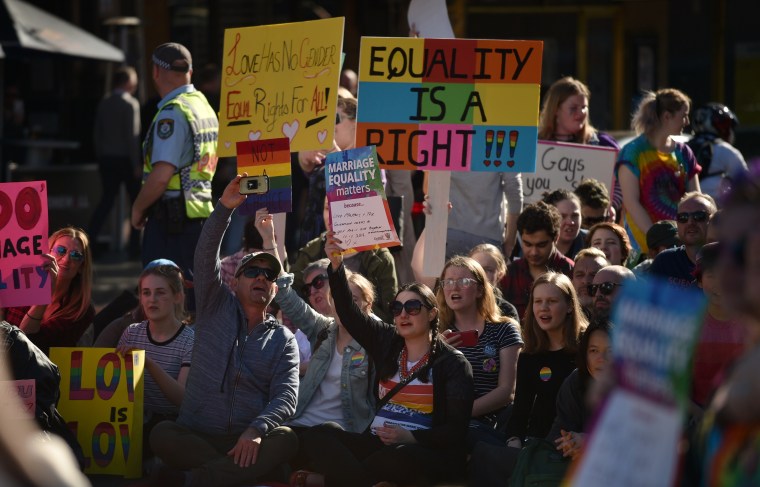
[649,192,717,287]
[590,265,636,322]
[149,175,299,486]
[571,248,609,317]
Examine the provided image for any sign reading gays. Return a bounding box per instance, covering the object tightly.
[50,348,145,478]
[326,145,400,252]
[356,37,542,172]
[236,137,292,215]
[219,17,344,156]
[0,181,50,308]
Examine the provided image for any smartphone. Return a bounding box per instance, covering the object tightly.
[451,329,478,347]
[239,175,269,195]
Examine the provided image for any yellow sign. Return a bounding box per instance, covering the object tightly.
[219,17,345,156]
[50,348,145,478]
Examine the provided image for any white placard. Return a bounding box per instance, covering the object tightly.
[523,141,618,204]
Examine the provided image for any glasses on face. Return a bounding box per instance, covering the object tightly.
[53,245,84,262]
[242,266,277,282]
[587,282,622,297]
[676,210,709,224]
[302,274,328,295]
[440,277,478,290]
[390,299,429,317]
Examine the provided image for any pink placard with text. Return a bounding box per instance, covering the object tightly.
[0,181,50,308]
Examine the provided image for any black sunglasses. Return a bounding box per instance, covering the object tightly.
[587,282,622,296]
[390,299,429,317]
[54,245,84,262]
[242,266,277,282]
[676,210,709,224]
[302,274,328,295]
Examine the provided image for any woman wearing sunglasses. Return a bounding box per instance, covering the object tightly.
[437,256,523,449]
[586,221,632,267]
[116,263,194,461]
[504,272,588,446]
[300,232,474,487]
[2,227,94,354]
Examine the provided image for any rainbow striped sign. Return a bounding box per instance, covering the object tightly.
[356,37,542,172]
[236,137,292,215]
[50,348,145,478]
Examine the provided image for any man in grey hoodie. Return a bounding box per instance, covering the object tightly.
[150,175,300,486]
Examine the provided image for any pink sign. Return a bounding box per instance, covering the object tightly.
[0,181,50,308]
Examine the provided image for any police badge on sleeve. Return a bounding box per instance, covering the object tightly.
[157,119,174,139]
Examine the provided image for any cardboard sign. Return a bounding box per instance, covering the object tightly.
[523,141,618,204]
[50,348,145,478]
[219,17,345,155]
[236,137,292,215]
[0,181,50,308]
[326,145,400,252]
[0,379,35,417]
[565,279,706,486]
[356,37,542,172]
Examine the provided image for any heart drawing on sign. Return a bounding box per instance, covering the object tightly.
[494,160,502,167]
[224,141,231,149]
[483,160,491,167]
[282,121,299,141]
[248,130,262,141]
[507,160,515,168]
[317,130,328,144]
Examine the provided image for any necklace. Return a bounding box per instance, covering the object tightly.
[398,346,430,382]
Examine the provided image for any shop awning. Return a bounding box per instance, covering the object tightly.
[0,0,123,62]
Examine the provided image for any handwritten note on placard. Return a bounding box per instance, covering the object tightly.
[51,348,145,478]
[219,17,345,155]
[523,141,618,204]
[326,145,400,252]
[0,181,50,308]
[356,37,543,172]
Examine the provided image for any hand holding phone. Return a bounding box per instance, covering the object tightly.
[239,175,270,195]
[442,329,478,348]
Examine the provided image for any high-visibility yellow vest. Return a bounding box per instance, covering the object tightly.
[143,90,219,219]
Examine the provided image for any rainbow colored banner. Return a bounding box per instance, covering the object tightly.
[50,348,145,478]
[236,137,292,215]
[356,37,542,172]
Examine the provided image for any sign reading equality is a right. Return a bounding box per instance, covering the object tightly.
[356,38,542,173]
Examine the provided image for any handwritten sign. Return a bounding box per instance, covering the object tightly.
[0,379,35,417]
[0,181,50,308]
[523,141,618,204]
[356,37,543,172]
[326,145,400,252]
[565,279,706,486]
[50,348,145,478]
[219,17,345,156]
[237,137,292,215]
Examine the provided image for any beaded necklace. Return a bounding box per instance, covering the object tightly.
[397,345,431,382]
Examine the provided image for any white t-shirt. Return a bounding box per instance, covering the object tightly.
[289,346,344,428]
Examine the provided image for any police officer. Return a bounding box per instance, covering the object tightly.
[132,42,219,305]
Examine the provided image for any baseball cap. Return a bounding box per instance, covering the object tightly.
[646,220,680,249]
[234,251,282,278]
[152,42,192,73]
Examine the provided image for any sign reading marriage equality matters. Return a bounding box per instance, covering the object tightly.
[237,137,292,215]
[50,348,145,478]
[326,145,401,252]
[565,280,706,487]
[356,37,543,172]
[0,181,50,308]
[523,141,618,204]
[219,17,345,156]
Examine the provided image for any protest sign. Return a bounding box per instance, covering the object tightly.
[219,17,344,156]
[356,37,543,172]
[0,379,35,417]
[523,141,618,204]
[236,137,292,215]
[50,348,145,478]
[565,279,706,487]
[0,181,50,308]
[326,145,400,252]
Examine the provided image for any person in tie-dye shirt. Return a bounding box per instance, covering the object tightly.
[616,88,702,263]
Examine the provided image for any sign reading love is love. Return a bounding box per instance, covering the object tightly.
[356,37,543,172]
[218,17,345,156]
[0,181,50,308]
